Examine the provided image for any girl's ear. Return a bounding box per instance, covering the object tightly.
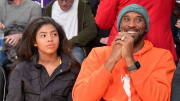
[34,42,37,47]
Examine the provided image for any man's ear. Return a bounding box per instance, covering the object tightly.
[145,29,148,33]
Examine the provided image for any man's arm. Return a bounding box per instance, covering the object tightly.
[30,2,42,21]
[128,50,176,101]
[95,0,119,30]
[72,48,113,101]
[43,0,54,17]
[70,4,97,46]
[0,22,5,29]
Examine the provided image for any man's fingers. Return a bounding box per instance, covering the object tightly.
[5,37,11,44]
[4,37,14,46]
[13,39,19,46]
[8,38,14,45]
[0,23,5,29]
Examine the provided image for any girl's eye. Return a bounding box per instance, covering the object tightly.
[51,33,57,37]
[40,34,46,38]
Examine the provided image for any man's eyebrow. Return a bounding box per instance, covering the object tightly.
[137,16,144,18]
[123,15,128,17]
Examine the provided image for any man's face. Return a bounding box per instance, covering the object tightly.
[120,12,147,45]
[58,0,74,11]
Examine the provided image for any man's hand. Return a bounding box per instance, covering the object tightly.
[0,22,5,29]
[104,33,123,72]
[104,32,136,72]
[4,33,23,46]
[175,19,180,29]
[117,32,135,67]
[100,37,109,44]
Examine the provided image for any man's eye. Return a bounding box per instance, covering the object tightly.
[135,18,143,23]
[123,17,129,22]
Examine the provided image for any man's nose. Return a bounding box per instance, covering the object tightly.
[128,20,136,27]
[61,0,67,5]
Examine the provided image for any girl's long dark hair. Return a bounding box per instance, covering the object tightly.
[16,17,80,69]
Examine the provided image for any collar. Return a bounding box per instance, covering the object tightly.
[32,53,72,72]
[134,40,153,56]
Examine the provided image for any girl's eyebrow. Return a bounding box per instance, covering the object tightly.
[39,30,57,34]
[51,30,57,33]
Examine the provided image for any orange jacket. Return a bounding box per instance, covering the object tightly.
[72,40,176,101]
[95,0,177,61]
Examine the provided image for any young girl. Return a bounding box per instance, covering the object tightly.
[6,17,80,101]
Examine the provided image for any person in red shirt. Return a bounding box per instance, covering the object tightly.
[73,4,176,101]
[95,0,177,61]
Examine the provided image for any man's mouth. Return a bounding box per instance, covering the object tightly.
[127,31,137,34]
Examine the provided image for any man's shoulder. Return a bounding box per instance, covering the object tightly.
[26,0,41,8]
[143,40,173,58]
[80,0,89,3]
[151,47,173,56]
[89,46,112,58]
[92,46,112,52]
[146,46,174,62]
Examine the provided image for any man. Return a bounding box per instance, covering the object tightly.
[72,4,176,101]
[0,67,6,101]
[171,63,180,101]
[43,0,97,64]
[95,0,177,61]
[0,0,41,65]
[0,0,41,46]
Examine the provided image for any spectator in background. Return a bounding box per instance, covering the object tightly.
[73,4,176,101]
[43,0,97,64]
[32,0,52,8]
[6,17,80,101]
[95,0,177,61]
[0,67,6,101]
[0,0,41,69]
[85,0,110,48]
[170,2,180,101]
[171,2,180,61]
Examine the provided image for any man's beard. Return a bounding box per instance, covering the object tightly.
[134,32,146,46]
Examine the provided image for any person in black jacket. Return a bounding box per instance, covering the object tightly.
[0,67,6,101]
[170,2,180,101]
[6,17,80,101]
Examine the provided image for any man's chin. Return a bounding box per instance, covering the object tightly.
[61,7,70,11]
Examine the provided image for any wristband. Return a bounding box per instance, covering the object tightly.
[128,61,140,71]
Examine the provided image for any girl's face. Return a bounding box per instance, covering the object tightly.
[34,24,60,56]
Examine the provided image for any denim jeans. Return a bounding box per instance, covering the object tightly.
[71,46,85,64]
[0,50,7,66]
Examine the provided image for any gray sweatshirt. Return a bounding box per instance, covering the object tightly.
[0,0,42,27]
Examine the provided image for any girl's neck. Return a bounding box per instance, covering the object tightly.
[38,53,61,77]
[38,53,60,65]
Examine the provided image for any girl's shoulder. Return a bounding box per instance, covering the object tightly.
[14,60,34,71]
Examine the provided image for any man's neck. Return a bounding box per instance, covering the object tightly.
[12,0,24,5]
[133,39,144,53]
